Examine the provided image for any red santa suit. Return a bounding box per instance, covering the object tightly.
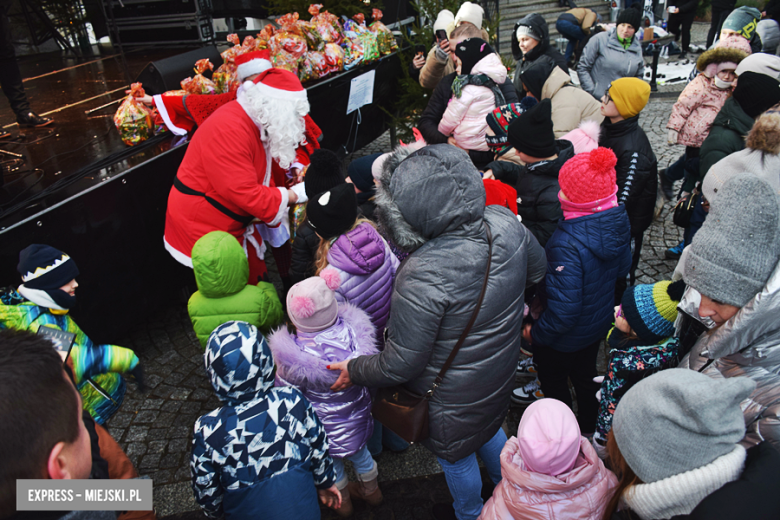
[153,50,321,190]
[163,68,310,282]
[153,92,322,188]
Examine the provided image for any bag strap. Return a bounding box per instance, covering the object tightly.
[428,223,493,397]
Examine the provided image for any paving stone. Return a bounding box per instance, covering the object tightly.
[124,442,147,457]
[170,387,193,400]
[189,388,211,401]
[107,412,133,429]
[141,398,164,410]
[155,412,177,427]
[133,410,160,424]
[168,438,190,453]
[160,453,181,468]
[147,440,168,455]
[139,453,161,469]
[124,426,149,442]
[161,401,183,413]
[150,469,175,485]
[180,402,202,415]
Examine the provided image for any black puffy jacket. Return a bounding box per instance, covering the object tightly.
[486,139,575,247]
[418,72,519,145]
[599,116,658,236]
[511,13,569,95]
[289,221,320,285]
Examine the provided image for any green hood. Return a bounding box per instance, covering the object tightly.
[192,231,248,298]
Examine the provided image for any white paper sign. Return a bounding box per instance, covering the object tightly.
[347,70,375,114]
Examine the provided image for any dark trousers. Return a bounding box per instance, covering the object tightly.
[684,194,708,246]
[535,339,601,434]
[707,7,734,48]
[469,149,494,172]
[0,1,29,116]
[668,12,696,52]
[614,231,644,304]
[665,147,700,183]
[556,18,586,62]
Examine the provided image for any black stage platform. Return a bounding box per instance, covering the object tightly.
[0,44,401,341]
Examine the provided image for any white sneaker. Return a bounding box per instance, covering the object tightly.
[516,356,538,375]
[511,378,544,405]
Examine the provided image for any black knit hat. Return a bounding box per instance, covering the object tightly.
[508,98,556,158]
[305,149,346,199]
[732,71,780,118]
[347,152,378,204]
[617,7,642,31]
[454,38,494,75]
[17,244,79,310]
[519,59,556,100]
[306,183,358,240]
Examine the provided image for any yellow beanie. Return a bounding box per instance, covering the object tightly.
[609,78,651,118]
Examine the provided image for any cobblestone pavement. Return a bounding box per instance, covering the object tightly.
[109,78,692,520]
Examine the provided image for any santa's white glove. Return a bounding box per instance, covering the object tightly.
[667,129,679,145]
[290,182,308,204]
[593,376,605,401]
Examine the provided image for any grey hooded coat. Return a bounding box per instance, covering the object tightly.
[678,260,780,452]
[347,144,547,462]
[577,28,645,100]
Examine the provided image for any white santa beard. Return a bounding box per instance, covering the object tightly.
[238,86,309,170]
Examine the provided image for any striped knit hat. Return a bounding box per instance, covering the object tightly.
[620,280,686,344]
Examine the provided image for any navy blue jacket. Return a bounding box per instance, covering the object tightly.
[533,206,632,352]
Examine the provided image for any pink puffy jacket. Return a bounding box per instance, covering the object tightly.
[438,53,507,152]
[666,74,733,148]
[479,437,617,520]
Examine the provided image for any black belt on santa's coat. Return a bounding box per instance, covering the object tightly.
[173,176,255,226]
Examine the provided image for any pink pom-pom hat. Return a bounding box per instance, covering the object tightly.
[286,277,338,333]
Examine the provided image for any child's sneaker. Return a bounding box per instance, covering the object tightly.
[665,240,684,260]
[511,378,544,405]
[516,356,537,375]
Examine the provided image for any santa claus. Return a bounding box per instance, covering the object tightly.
[163,65,311,283]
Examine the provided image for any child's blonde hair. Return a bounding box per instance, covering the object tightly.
[314,218,376,275]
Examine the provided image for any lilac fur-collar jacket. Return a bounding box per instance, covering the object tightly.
[324,222,399,341]
[268,303,379,458]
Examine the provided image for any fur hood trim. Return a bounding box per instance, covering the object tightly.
[375,145,428,252]
[268,302,379,392]
[746,111,780,154]
[697,47,748,72]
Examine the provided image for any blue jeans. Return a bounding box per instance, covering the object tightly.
[367,419,410,456]
[333,444,375,486]
[437,427,507,520]
[556,19,585,61]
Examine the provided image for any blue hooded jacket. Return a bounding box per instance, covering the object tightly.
[532,206,632,352]
[190,321,335,520]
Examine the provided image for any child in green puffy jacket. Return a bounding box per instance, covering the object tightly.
[0,244,142,425]
[188,231,284,349]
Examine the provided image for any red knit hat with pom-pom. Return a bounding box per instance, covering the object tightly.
[558,147,618,203]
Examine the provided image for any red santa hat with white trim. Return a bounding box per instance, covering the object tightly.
[235,50,273,81]
[249,68,308,100]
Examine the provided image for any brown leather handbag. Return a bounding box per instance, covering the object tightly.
[371,224,493,443]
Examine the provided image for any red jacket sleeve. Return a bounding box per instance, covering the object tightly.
[153,94,195,135]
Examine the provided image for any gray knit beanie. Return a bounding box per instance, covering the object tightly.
[613,369,755,484]
[684,173,780,308]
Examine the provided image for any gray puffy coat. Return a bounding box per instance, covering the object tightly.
[348,144,547,462]
[577,28,645,100]
[678,261,780,452]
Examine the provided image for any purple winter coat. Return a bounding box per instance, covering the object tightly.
[324,222,399,341]
[268,303,379,458]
